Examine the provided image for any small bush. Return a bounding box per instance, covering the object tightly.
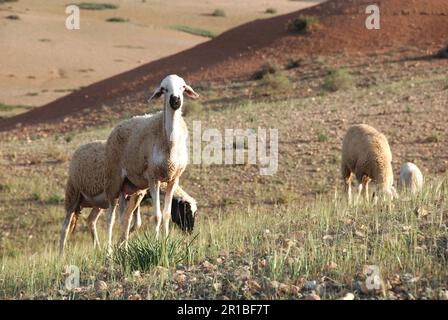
[0,0,19,4]
[259,71,293,93]
[77,2,118,10]
[322,69,354,92]
[265,8,277,14]
[113,233,195,272]
[425,132,440,143]
[250,61,280,80]
[48,194,64,205]
[212,8,226,17]
[0,183,10,192]
[106,17,129,23]
[288,15,318,33]
[285,58,301,70]
[5,15,19,20]
[436,45,448,59]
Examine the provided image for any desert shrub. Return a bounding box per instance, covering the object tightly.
[285,58,301,70]
[322,68,354,92]
[212,8,226,17]
[106,17,129,23]
[259,71,293,93]
[436,45,448,59]
[0,0,19,4]
[250,61,280,80]
[288,15,318,33]
[77,2,118,10]
[5,15,19,20]
[171,25,216,39]
[265,8,277,14]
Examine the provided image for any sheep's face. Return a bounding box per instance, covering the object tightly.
[148,74,199,110]
[170,196,196,233]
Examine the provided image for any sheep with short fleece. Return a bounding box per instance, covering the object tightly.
[399,162,423,193]
[104,75,199,250]
[59,140,198,255]
[341,124,397,202]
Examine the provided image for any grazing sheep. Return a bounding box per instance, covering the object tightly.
[399,162,423,193]
[59,140,198,255]
[59,141,144,255]
[341,124,397,202]
[104,74,199,250]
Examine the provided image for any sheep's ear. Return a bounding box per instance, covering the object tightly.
[147,87,164,103]
[184,85,199,99]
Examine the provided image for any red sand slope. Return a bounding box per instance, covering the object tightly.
[1,0,446,131]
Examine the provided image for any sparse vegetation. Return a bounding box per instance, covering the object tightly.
[250,61,280,80]
[5,15,19,20]
[318,131,328,142]
[171,25,217,39]
[436,45,448,59]
[182,100,203,117]
[0,0,19,4]
[106,17,129,23]
[322,68,354,92]
[265,8,277,14]
[288,15,318,34]
[258,71,293,93]
[211,8,226,17]
[285,58,301,70]
[77,2,118,10]
[425,132,440,143]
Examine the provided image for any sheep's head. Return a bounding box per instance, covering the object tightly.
[170,196,197,233]
[148,74,199,110]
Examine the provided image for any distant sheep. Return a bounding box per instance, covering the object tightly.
[104,74,199,250]
[399,162,423,193]
[59,140,198,255]
[341,124,397,202]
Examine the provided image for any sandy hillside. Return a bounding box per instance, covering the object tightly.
[0,0,321,107]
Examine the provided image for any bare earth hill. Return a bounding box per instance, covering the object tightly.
[1,0,447,132]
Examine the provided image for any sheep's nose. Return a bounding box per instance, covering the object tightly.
[169,95,181,109]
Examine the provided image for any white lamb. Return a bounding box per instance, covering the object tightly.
[399,162,423,193]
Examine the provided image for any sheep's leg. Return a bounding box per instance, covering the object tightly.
[106,201,118,255]
[120,193,144,248]
[59,210,77,256]
[150,181,162,239]
[362,175,370,203]
[87,208,102,249]
[130,203,142,234]
[162,178,178,238]
[342,165,352,203]
[69,212,80,235]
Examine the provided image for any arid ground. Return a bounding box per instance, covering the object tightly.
[0,0,320,108]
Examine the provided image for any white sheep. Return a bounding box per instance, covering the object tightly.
[59,141,144,255]
[399,162,423,193]
[104,74,199,250]
[59,140,198,255]
[341,124,397,202]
